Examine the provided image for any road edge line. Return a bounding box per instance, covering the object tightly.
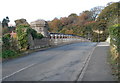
[76,43,98,82]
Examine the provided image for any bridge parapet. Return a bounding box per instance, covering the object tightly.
[28,33,90,49]
[49,33,90,45]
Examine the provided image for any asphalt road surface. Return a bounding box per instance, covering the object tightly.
[2,42,97,81]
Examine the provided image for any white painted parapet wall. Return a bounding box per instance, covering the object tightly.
[49,33,90,45]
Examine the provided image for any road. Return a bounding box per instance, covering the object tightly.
[2,42,97,81]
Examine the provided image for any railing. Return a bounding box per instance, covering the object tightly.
[29,33,90,49]
[49,33,90,45]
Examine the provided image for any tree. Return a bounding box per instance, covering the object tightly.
[48,18,62,32]
[77,11,93,25]
[2,16,10,28]
[59,28,67,34]
[2,16,10,34]
[48,3,119,41]
[97,2,119,25]
[90,6,104,20]
[84,21,96,40]
[68,13,78,24]
[95,2,119,42]
[68,13,78,17]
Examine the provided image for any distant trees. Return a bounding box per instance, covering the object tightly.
[2,16,10,28]
[48,18,61,32]
[2,17,16,34]
[97,2,119,26]
[2,17,10,34]
[48,10,100,40]
[48,2,119,42]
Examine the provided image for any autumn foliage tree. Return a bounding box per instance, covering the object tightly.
[48,2,118,42]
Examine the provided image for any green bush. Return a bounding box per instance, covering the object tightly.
[27,28,37,39]
[109,24,120,80]
[27,28,43,39]
[109,24,120,53]
[16,25,29,51]
[2,50,19,58]
[36,33,43,39]
[2,33,11,50]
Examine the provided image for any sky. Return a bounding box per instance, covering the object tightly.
[0,0,119,25]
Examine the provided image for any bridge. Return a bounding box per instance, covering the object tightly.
[49,33,90,46]
[1,20,115,81]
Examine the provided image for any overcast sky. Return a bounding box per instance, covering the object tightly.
[0,0,119,25]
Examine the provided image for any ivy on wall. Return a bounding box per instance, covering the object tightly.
[109,24,120,54]
[16,25,29,51]
[16,25,44,51]
[109,24,120,79]
[27,28,43,39]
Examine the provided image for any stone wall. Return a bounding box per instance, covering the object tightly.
[33,38,50,48]
[28,35,50,49]
[28,33,90,50]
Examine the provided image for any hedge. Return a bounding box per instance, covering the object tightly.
[109,24,120,80]
[109,24,120,57]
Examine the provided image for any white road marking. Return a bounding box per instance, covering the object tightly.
[97,42,110,46]
[2,63,36,80]
[77,45,97,81]
[97,44,110,46]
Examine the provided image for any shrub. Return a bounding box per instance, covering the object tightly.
[36,33,43,39]
[27,28,37,39]
[2,50,19,58]
[109,24,120,80]
[109,24,120,57]
[2,33,11,50]
[27,28,43,39]
[16,25,29,51]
